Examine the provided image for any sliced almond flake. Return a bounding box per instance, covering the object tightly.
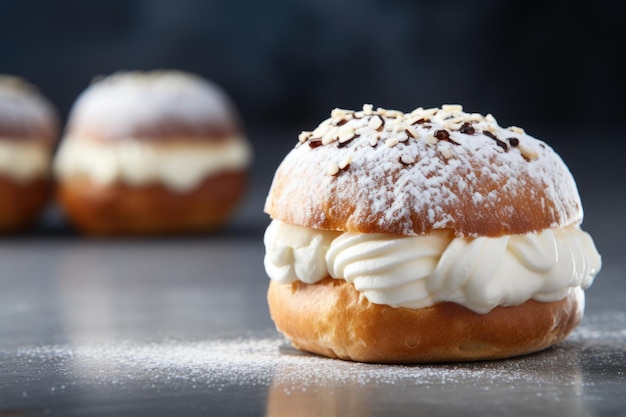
[369,136,378,146]
[441,104,463,112]
[400,155,415,165]
[326,162,340,176]
[331,117,345,126]
[432,113,446,124]
[298,131,312,143]
[485,113,498,125]
[445,116,465,125]
[338,127,356,143]
[385,138,399,147]
[420,107,439,117]
[440,147,453,159]
[331,108,352,118]
[385,110,403,118]
[425,134,438,145]
[405,126,419,139]
[313,124,331,138]
[509,126,525,134]
[518,144,539,160]
[322,126,339,145]
[469,113,483,121]
[444,121,464,131]
[339,156,352,170]
[376,107,388,115]
[405,114,425,125]
[363,104,374,115]
[368,115,383,130]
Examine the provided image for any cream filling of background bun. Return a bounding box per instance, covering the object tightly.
[263,219,601,314]
[53,136,252,192]
[0,138,51,182]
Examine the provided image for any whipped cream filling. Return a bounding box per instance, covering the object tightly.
[263,220,601,314]
[0,138,51,182]
[53,136,252,192]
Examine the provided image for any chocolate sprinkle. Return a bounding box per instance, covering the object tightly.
[434,129,460,145]
[434,129,449,140]
[507,137,520,147]
[483,131,508,151]
[308,139,323,148]
[459,122,475,135]
[337,135,358,148]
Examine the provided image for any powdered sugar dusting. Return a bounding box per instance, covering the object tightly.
[265,104,582,236]
[8,314,624,393]
[0,75,58,140]
[66,71,238,140]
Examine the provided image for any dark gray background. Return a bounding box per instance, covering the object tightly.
[1,0,623,258]
[2,0,623,131]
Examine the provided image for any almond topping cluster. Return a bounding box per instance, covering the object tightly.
[296,104,540,176]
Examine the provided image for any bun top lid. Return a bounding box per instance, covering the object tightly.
[0,75,59,142]
[65,70,242,142]
[265,104,583,237]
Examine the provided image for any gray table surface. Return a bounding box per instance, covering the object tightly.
[0,232,624,417]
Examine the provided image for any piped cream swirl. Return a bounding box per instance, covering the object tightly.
[53,136,252,192]
[263,220,601,314]
[0,139,51,182]
[264,219,338,284]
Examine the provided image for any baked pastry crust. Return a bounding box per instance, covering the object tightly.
[264,105,595,363]
[54,71,251,235]
[0,75,58,232]
[265,106,581,237]
[268,278,583,364]
[0,75,58,143]
[64,71,241,143]
[0,177,51,233]
[56,171,247,235]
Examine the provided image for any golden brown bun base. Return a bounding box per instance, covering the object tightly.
[268,278,583,364]
[56,171,247,236]
[0,177,51,233]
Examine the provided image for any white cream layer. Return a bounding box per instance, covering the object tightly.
[263,220,601,314]
[53,136,252,192]
[0,138,51,182]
